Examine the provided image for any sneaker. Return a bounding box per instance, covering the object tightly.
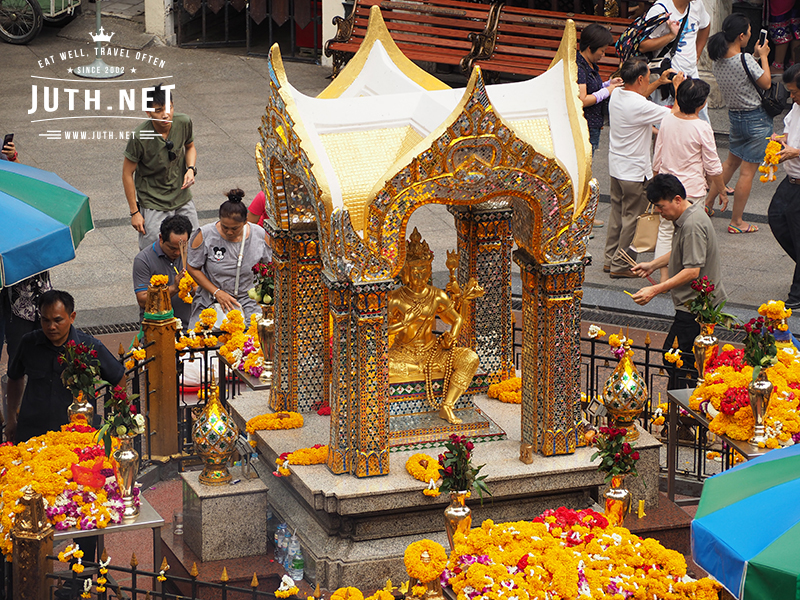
[609,269,639,279]
[785,299,800,310]
[603,265,610,273]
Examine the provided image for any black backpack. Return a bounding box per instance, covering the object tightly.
[614,3,672,63]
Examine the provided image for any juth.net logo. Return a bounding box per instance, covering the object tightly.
[28,27,175,134]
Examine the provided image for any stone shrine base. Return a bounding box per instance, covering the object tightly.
[229,393,661,590]
[181,468,268,562]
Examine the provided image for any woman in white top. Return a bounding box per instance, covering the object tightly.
[708,13,773,234]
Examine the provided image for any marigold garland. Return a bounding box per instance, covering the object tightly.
[488,377,522,404]
[664,348,684,368]
[587,324,606,339]
[124,347,147,371]
[330,587,364,600]
[404,539,448,582]
[178,271,196,304]
[276,575,300,598]
[273,445,328,477]
[759,140,781,182]
[246,412,304,435]
[149,274,169,287]
[443,509,721,600]
[405,454,441,484]
[175,307,219,350]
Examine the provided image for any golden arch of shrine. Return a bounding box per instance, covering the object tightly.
[256,8,599,477]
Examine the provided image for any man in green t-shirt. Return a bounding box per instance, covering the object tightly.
[123,84,199,250]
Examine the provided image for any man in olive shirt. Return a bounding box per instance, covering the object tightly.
[630,174,726,354]
[123,84,199,250]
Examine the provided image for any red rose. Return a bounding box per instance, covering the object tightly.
[631,451,640,460]
[622,443,631,455]
[465,441,475,452]
[614,453,621,461]
[443,466,453,476]
[129,404,137,415]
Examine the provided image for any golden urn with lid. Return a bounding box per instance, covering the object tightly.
[602,340,647,441]
[192,378,240,485]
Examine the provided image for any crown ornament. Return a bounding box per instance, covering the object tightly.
[90,26,114,43]
[406,227,433,264]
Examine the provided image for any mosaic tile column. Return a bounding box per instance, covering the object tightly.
[268,224,330,413]
[514,249,587,458]
[450,205,515,384]
[325,272,353,475]
[350,280,394,477]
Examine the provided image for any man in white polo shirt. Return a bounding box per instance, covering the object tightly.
[768,64,800,309]
[604,58,680,278]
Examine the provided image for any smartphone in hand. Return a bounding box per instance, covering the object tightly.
[3,133,13,149]
[759,29,768,46]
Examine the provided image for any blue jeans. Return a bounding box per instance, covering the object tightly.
[589,127,602,155]
[729,107,773,164]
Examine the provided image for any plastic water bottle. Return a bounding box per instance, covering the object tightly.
[266,509,276,550]
[286,535,305,581]
[274,523,288,564]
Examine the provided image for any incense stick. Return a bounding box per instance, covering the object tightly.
[613,248,657,285]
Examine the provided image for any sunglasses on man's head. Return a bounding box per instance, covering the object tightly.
[164,140,176,162]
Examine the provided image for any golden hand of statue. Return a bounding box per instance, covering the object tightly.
[439,330,455,349]
[446,280,461,299]
[461,278,485,302]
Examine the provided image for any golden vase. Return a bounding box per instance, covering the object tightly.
[67,391,94,426]
[406,550,445,600]
[748,370,774,446]
[603,475,631,527]
[192,385,239,485]
[113,435,140,523]
[602,346,647,441]
[257,303,275,386]
[692,321,718,384]
[443,491,471,552]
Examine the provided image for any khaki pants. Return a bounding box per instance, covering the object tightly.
[138,201,200,251]
[604,177,650,272]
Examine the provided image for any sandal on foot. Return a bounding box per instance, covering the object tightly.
[728,224,759,234]
[704,206,715,217]
[725,186,735,195]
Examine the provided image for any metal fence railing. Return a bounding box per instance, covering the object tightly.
[46,551,280,599]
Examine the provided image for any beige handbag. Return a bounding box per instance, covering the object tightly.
[630,205,659,253]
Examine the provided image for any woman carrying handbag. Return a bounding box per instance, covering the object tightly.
[708,13,773,234]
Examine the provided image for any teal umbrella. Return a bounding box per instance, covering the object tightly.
[692,443,800,600]
[0,160,93,287]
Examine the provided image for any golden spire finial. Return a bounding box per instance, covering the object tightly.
[221,567,229,582]
[190,562,199,577]
[251,573,259,588]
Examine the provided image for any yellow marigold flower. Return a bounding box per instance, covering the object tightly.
[149,274,169,287]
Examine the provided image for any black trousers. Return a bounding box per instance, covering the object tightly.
[768,177,800,303]
[664,310,700,366]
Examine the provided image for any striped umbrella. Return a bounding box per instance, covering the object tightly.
[0,160,93,287]
[692,443,800,600]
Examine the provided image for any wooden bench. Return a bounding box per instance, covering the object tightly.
[324,0,498,77]
[462,7,631,79]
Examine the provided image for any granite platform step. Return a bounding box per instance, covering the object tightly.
[622,491,693,555]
